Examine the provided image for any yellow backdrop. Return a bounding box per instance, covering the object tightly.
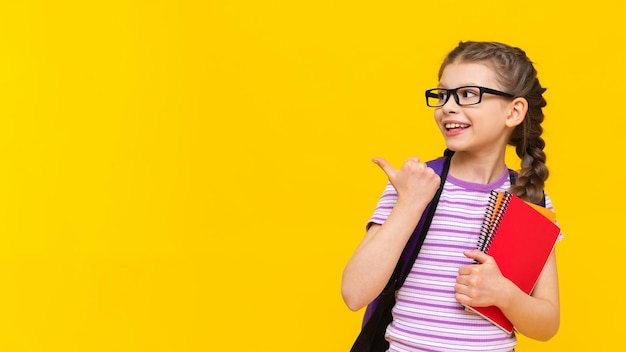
[0,0,622,351]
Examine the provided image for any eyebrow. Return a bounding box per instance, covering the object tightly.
[437,84,481,89]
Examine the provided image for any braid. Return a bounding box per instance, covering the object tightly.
[509,80,549,204]
[440,41,549,204]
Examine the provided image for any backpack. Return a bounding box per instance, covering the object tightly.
[349,151,545,352]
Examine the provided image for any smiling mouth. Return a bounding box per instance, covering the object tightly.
[445,123,470,131]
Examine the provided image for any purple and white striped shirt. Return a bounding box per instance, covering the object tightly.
[368,168,559,352]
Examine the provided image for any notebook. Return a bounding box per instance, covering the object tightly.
[466,190,561,334]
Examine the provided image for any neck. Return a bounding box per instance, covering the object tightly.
[448,151,507,184]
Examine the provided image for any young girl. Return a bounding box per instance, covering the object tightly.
[342,41,561,352]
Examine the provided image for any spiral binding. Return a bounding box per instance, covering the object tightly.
[477,191,500,251]
[475,191,512,262]
[484,192,511,253]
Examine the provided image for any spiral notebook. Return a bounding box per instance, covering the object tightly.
[466,191,561,334]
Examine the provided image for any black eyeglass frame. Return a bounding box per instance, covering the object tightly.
[425,86,515,107]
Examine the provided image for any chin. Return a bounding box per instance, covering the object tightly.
[444,143,462,152]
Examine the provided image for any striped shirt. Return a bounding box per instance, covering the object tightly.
[368,168,559,352]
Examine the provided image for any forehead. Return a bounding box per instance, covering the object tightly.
[438,61,500,89]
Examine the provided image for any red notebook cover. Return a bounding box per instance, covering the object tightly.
[467,191,561,334]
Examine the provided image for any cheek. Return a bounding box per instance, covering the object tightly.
[433,111,448,133]
[433,109,444,122]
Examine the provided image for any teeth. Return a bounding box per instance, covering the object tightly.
[445,123,469,129]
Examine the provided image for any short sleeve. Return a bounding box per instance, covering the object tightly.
[544,192,564,242]
[366,182,398,230]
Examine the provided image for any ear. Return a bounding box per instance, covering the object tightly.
[505,97,528,128]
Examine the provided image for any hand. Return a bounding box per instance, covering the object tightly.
[454,250,510,308]
[372,157,440,208]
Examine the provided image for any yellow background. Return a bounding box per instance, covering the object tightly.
[0,0,622,351]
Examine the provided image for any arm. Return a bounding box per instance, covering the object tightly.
[455,249,560,340]
[341,157,440,311]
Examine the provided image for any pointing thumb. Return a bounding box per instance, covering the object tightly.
[372,158,395,179]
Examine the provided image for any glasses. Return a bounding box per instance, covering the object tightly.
[425,86,515,107]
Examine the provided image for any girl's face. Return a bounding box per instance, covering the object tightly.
[434,61,516,155]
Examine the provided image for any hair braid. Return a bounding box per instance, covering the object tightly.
[509,79,549,204]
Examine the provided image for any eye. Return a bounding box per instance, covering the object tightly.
[458,87,480,98]
[437,90,448,101]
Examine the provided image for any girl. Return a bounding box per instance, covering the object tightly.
[342,41,561,352]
